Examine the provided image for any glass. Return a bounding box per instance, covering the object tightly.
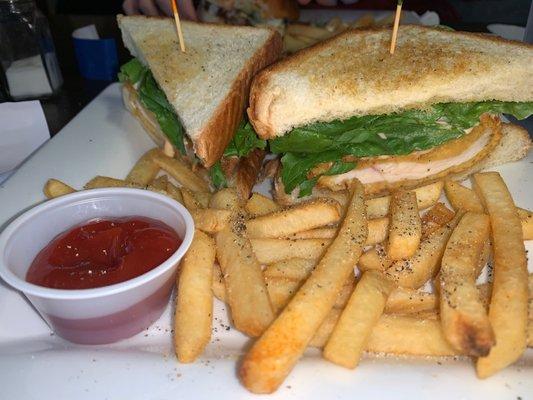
[0,0,63,100]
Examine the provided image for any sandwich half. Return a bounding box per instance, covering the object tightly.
[247,25,533,201]
[117,15,282,197]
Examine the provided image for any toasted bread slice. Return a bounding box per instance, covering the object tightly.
[273,123,531,205]
[248,25,533,139]
[118,15,282,167]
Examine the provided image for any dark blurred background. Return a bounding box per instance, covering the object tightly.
[28,0,533,134]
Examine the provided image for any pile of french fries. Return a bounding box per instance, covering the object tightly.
[44,148,533,393]
[284,13,398,53]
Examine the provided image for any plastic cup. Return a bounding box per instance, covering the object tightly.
[0,188,194,344]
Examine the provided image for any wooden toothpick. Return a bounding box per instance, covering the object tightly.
[171,0,186,53]
[389,0,403,54]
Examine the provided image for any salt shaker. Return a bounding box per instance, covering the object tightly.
[0,0,63,100]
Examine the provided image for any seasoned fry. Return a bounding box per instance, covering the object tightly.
[191,208,231,234]
[286,23,334,41]
[153,153,210,192]
[240,181,367,394]
[288,227,337,240]
[386,211,463,289]
[358,245,391,272]
[387,191,421,260]
[212,263,226,302]
[445,180,533,240]
[250,238,330,264]
[366,181,443,219]
[324,271,395,368]
[269,275,355,313]
[181,187,203,211]
[245,193,281,217]
[84,176,128,189]
[440,212,493,357]
[213,263,354,313]
[194,191,211,208]
[367,314,460,356]
[125,148,161,186]
[444,179,484,213]
[473,172,528,378]
[43,178,76,198]
[366,217,389,245]
[311,311,459,356]
[216,212,274,337]
[385,287,438,314]
[209,188,241,211]
[150,174,168,191]
[518,207,533,240]
[175,229,215,363]
[264,258,317,281]
[421,202,455,238]
[527,274,533,347]
[165,181,184,203]
[246,199,341,239]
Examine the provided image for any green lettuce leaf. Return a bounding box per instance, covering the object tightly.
[209,161,228,189]
[224,120,266,158]
[118,58,145,84]
[119,58,186,155]
[208,119,267,189]
[272,101,533,194]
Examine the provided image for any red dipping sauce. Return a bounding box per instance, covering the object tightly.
[26,217,181,289]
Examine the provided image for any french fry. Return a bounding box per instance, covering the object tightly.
[311,311,459,356]
[212,263,226,302]
[444,179,484,213]
[174,229,215,363]
[165,181,184,204]
[445,180,533,240]
[440,212,493,357]
[125,148,161,186]
[323,271,395,368]
[213,263,354,313]
[385,286,438,314]
[366,181,443,219]
[283,34,309,53]
[386,211,463,289]
[250,238,330,264]
[285,218,385,244]
[366,217,389,245]
[149,174,169,192]
[194,191,211,208]
[517,207,533,240]
[191,208,231,234]
[387,190,421,260]
[246,199,341,239]
[351,13,375,28]
[421,202,455,238]
[181,187,202,211]
[43,179,76,198]
[286,23,334,41]
[216,212,274,337]
[264,258,317,281]
[367,314,460,356]
[287,227,337,240]
[209,188,241,211]
[358,244,391,272]
[473,172,528,378]
[245,193,281,217]
[153,153,210,193]
[84,176,128,189]
[527,274,533,347]
[240,181,367,394]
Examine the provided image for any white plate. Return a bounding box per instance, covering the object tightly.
[0,84,531,399]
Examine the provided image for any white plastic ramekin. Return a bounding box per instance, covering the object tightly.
[0,188,194,344]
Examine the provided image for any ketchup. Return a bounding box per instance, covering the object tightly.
[26,217,181,290]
